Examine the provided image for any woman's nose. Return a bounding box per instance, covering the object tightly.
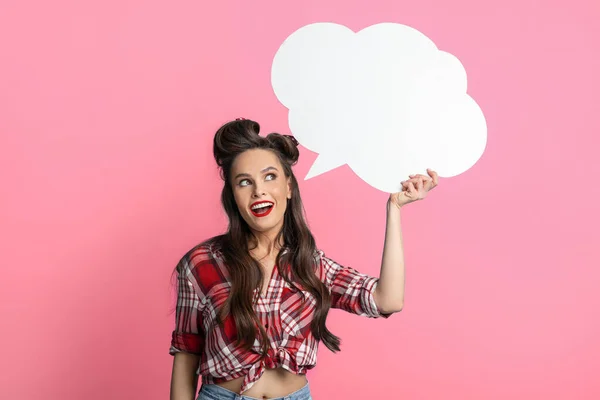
[252,185,265,198]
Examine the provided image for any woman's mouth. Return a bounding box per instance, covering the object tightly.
[250,201,274,217]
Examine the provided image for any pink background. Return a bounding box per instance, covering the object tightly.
[1,0,599,399]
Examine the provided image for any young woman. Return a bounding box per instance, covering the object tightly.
[169,118,438,400]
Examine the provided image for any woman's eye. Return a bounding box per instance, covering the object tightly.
[265,173,276,181]
[239,179,250,186]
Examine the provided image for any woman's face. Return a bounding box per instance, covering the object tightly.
[230,149,292,237]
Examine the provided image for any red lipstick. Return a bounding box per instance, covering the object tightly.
[250,201,274,217]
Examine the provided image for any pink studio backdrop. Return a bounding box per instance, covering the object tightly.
[1,0,599,399]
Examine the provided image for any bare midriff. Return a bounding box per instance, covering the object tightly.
[215,367,307,399]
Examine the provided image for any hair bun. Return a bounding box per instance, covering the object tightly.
[212,119,300,175]
[285,135,299,146]
[266,133,300,166]
[213,119,261,167]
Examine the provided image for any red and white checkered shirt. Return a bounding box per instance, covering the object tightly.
[169,242,390,394]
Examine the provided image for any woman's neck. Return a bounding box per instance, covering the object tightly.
[249,232,283,259]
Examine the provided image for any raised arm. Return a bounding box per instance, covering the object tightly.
[373,169,438,313]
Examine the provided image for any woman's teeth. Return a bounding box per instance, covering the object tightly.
[252,202,272,210]
[251,203,273,215]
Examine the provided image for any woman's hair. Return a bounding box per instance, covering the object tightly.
[173,119,340,357]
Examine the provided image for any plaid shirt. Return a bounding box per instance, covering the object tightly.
[169,242,390,394]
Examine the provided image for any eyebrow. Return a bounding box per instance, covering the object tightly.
[234,166,278,180]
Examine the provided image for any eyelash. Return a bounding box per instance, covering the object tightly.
[239,173,276,187]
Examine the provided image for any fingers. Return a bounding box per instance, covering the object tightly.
[408,169,439,189]
[427,168,439,186]
[402,177,421,187]
[402,169,438,194]
[401,180,418,194]
[399,169,438,203]
[404,175,429,187]
[409,173,432,182]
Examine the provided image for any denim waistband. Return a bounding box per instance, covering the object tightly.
[197,381,311,400]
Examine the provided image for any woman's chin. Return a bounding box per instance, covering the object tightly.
[248,218,283,234]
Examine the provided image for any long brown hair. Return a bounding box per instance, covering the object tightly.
[172,119,340,357]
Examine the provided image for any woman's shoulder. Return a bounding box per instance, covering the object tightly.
[196,235,225,255]
[312,248,326,261]
[176,236,229,291]
[179,236,225,272]
[311,248,341,273]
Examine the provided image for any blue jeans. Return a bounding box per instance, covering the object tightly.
[197,382,312,400]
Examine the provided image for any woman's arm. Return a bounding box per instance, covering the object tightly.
[170,352,200,400]
[373,200,406,314]
[169,249,211,400]
[373,169,438,313]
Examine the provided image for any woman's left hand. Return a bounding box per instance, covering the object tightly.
[389,168,439,209]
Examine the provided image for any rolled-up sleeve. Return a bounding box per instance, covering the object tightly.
[169,256,205,355]
[320,253,391,319]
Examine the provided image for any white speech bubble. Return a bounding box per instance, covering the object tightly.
[271,22,487,193]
